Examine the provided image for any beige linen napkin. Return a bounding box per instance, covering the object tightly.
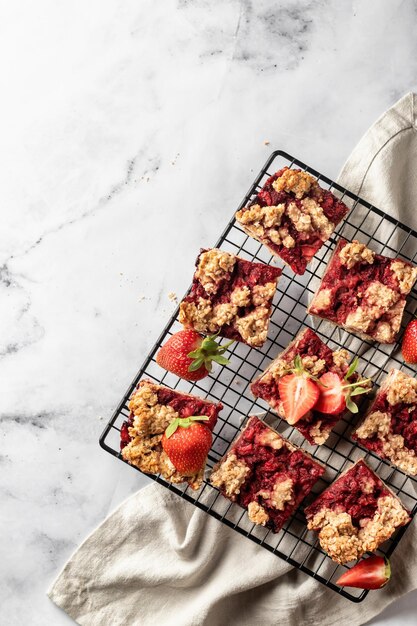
[49,93,417,626]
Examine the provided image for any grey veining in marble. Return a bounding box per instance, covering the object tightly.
[2,1,417,624]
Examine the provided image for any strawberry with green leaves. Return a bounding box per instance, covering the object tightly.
[315,357,372,415]
[156,330,233,381]
[278,355,321,425]
[162,415,212,474]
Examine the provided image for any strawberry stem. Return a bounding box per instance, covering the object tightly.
[342,377,373,390]
[187,334,234,373]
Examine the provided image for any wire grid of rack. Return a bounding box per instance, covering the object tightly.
[100,150,417,602]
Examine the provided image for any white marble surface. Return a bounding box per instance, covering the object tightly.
[2,1,417,624]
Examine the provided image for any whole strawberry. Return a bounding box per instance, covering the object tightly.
[156,330,233,381]
[402,319,417,364]
[162,416,212,474]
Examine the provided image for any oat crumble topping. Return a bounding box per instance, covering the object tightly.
[128,382,178,437]
[355,410,391,440]
[195,249,236,295]
[308,509,361,564]
[386,370,417,405]
[272,169,316,199]
[257,428,285,450]
[235,307,270,347]
[287,198,334,241]
[236,203,286,230]
[364,281,399,310]
[230,285,251,307]
[252,282,277,306]
[310,288,332,312]
[308,421,328,445]
[211,302,238,328]
[339,241,375,269]
[210,454,250,498]
[301,355,327,377]
[391,260,417,294]
[308,495,409,564]
[373,321,396,343]
[345,307,372,333]
[247,501,269,525]
[332,349,350,370]
[268,478,294,510]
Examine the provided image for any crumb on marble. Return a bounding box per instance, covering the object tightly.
[168,291,178,303]
[264,140,270,145]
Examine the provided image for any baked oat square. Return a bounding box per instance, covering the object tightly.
[308,239,417,344]
[235,167,349,275]
[353,369,417,476]
[179,248,282,347]
[304,459,410,564]
[121,380,223,489]
[250,327,370,445]
[210,416,325,533]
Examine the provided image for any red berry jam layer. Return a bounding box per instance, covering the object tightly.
[210,416,324,533]
[179,248,281,347]
[235,167,349,274]
[251,327,358,445]
[121,380,222,490]
[353,369,417,475]
[308,239,417,344]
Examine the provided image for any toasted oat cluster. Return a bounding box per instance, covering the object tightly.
[210,416,324,532]
[308,238,417,343]
[304,459,410,564]
[250,327,369,445]
[353,369,417,475]
[235,167,349,275]
[179,248,282,347]
[120,380,222,489]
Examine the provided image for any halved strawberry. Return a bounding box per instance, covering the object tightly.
[314,372,346,415]
[156,330,233,381]
[402,318,417,364]
[278,356,320,425]
[336,556,391,590]
[161,416,212,474]
[315,357,372,415]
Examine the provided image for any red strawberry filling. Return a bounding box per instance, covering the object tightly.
[305,461,390,527]
[231,418,324,532]
[245,168,348,274]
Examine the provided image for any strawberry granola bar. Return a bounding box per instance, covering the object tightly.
[121,380,222,489]
[235,167,349,274]
[210,416,325,532]
[251,328,369,445]
[353,369,417,476]
[304,459,410,564]
[179,248,281,347]
[308,238,417,343]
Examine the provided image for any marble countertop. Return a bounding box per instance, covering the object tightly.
[2,1,417,624]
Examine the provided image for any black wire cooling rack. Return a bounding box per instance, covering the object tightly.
[100,150,417,602]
